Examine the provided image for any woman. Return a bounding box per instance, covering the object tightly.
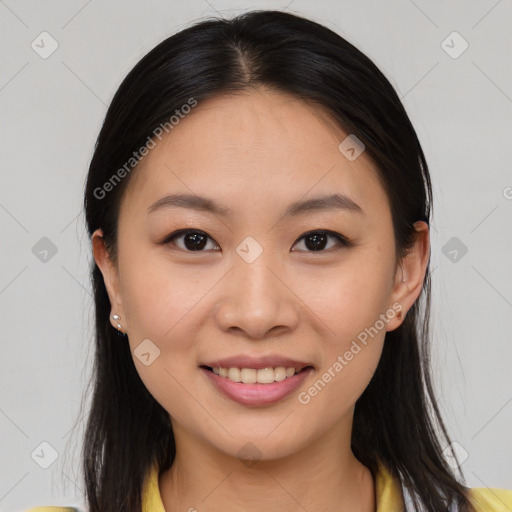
[26,9,512,512]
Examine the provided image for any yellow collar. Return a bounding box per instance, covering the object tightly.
[142,458,405,511]
[374,459,406,511]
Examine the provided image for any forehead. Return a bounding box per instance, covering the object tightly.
[164,88,350,159]
[120,87,388,222]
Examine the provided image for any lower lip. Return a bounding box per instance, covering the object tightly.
[201,367,313,407]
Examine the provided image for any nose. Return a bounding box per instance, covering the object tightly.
[214,253,300,340]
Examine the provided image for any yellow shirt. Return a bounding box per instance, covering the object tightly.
[24,459,512,512]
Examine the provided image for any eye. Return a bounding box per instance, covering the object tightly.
[162,229,220,252]
[292,230,350,252]
[162,229,350,253]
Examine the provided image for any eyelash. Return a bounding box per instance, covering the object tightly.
[161,229,351,253]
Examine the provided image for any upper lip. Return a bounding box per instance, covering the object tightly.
[201,355,314,371]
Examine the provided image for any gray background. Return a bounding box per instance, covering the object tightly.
[1,0,511,510]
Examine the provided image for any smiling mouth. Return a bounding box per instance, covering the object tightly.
[200,365,313,384]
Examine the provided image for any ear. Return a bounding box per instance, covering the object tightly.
[91,228,128,333]
[386,221,430,331]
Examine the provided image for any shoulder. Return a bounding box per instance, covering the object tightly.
[468,486,512,511]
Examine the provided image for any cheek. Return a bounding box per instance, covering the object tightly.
[298,249,395,347]
[118,239,210,343]
[295,246,394,408]
[117,251,206,424]
[298,260,391,415]
[298,335,384,430]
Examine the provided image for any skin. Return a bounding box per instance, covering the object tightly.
[92,87,429,512]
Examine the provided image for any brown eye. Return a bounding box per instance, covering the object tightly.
[292,230,350,252]
[162,229,350,253]
[163,230,220,252]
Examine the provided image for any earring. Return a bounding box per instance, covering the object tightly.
[112,314,126,336]
[397,311,402,320]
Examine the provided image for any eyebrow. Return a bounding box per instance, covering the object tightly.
[147,192,364,217]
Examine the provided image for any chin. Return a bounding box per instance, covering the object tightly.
[205,429,309,465]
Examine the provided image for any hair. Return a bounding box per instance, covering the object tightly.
[81,9,475,512]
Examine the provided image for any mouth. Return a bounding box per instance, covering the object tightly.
[199,364,314,407]
[200,364,313,384]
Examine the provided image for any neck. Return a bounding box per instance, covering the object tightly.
[159,422,375,512]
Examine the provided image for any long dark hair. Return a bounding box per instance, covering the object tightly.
[81,9,475,511]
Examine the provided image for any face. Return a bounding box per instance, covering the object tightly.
[93,87,428,462]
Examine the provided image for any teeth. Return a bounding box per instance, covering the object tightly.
[211,366,301,384]
[227,367,241,382]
